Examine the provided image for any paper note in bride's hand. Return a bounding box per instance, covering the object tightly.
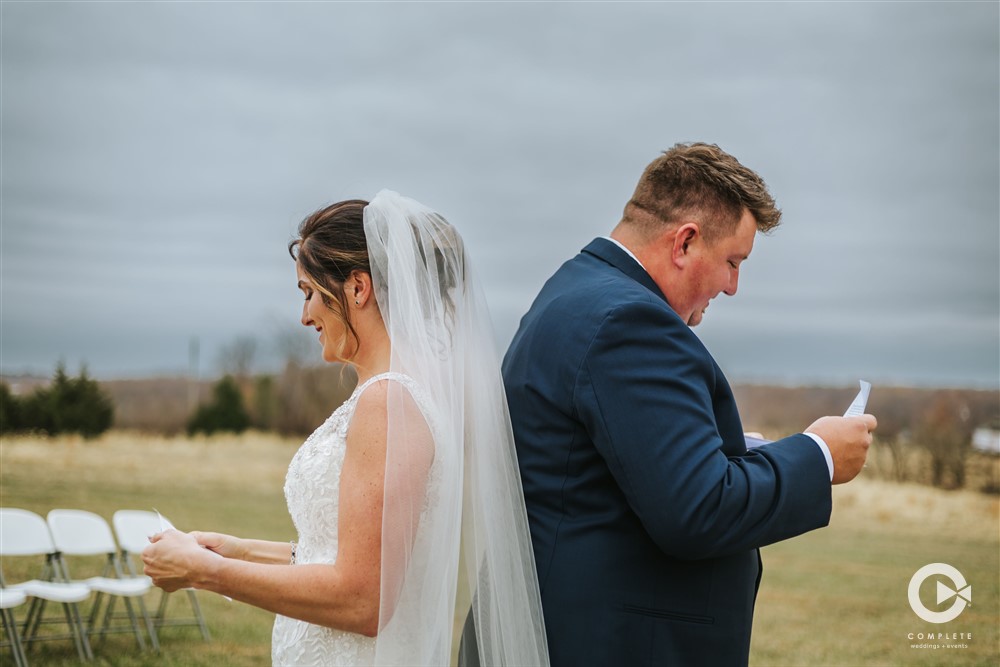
[153,508,174,532]
[153,508,231,601]
[843,380,871,417]
[744,380,873,449]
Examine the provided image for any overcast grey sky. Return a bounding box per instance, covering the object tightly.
[2,1,997,387]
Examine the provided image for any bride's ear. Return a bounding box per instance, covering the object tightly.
[347,270,374,309]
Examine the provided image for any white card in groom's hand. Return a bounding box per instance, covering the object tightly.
[744,435,772,449]
[843,380,872,417]
[744,380,872,450]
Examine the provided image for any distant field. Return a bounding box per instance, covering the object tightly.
[2,432,998,666]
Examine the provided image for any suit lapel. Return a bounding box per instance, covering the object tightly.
[581,238,669,305]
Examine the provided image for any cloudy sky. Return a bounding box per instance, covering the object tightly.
[2,1,997,388]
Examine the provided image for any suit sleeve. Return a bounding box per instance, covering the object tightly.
[575,300,832,560]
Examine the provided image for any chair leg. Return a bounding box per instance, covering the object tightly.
[2,606,29,667]
[87,591,106,645]
[22,598,44,650]
[155,590,169,625]
[154,589,210,642]
[121,597,147,650]
[135,596,159,652]
[186,590,211,641]
[62,602,93,662]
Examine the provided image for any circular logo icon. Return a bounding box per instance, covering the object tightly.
[908,563,972,624]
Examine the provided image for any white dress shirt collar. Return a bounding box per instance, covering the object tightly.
[602,236,647,271]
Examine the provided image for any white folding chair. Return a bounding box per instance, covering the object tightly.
[46,509,159,652]
[112,510,211,641]
[1,587,29,667]
[0,508,93,661]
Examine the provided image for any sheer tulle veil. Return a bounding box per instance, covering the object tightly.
[363,191,548,666]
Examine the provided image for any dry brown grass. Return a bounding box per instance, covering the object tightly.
[831,475,1000,542]
[2,432,998,666]
[2,430,295,490]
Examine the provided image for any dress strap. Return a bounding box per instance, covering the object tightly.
[348,372,436,437]
[353,372,418,399]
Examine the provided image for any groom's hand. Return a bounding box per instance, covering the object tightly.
[806,414,877,484]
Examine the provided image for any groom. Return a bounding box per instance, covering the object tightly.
[502,143,876,666]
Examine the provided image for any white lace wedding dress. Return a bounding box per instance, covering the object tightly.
[271,372,434,667]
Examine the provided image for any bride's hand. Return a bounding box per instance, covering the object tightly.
[190,530,247,560]
[142,529,219,592]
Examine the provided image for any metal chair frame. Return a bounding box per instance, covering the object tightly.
[0,508,94,661]
[1,586,30,667]
[46,509,160,652]
[112,510,211,641]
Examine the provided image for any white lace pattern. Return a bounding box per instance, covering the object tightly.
[271,372,435,667]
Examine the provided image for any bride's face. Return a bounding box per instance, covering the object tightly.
[296,262,349,363]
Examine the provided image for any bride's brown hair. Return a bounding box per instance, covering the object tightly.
[289,199,371,359]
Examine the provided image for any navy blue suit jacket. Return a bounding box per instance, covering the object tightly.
[503,239,832,666]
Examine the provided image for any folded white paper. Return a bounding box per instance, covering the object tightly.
[745,380,871,450]
[152,509,231,601]
[843,380,872,417]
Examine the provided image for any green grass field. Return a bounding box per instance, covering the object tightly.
[2,432,998,666]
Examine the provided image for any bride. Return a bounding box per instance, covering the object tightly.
[143,191,549,666]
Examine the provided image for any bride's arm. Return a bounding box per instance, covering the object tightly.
[188,532,293,565]
[143,382,409,637]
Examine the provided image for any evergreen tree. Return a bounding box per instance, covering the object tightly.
[0,383,21,435]
[2,365,114,438]
[187,375,251,436]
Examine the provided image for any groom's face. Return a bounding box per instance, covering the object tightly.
[675,209,756,327]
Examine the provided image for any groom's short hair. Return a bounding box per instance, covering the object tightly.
[621,143,781,242]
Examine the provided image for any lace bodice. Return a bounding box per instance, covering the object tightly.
[272,372,431,667]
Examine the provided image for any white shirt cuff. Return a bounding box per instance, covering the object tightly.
[803,432,834,481]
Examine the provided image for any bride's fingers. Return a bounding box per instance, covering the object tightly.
[190,530,220,549]
[147,528,182,544]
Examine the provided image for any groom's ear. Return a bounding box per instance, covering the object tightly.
[671,223,700,268]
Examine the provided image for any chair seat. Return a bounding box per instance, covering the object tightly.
[0,588,27,609]
[80,576,152,597]
[113,509,212,642]
[10,580,91,604]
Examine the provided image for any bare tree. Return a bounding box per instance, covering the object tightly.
[218,336,258,380]
[915,391,974,489]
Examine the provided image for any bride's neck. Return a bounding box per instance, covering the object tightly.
[349,313,391,385]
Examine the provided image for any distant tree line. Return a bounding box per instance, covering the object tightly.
[734,384,999,493]
[179,333,353,436]
[0,365,114,438]
[6,333,996,494]
[186,364,355,436]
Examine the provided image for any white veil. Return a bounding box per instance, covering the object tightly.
[363,191,549,666]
